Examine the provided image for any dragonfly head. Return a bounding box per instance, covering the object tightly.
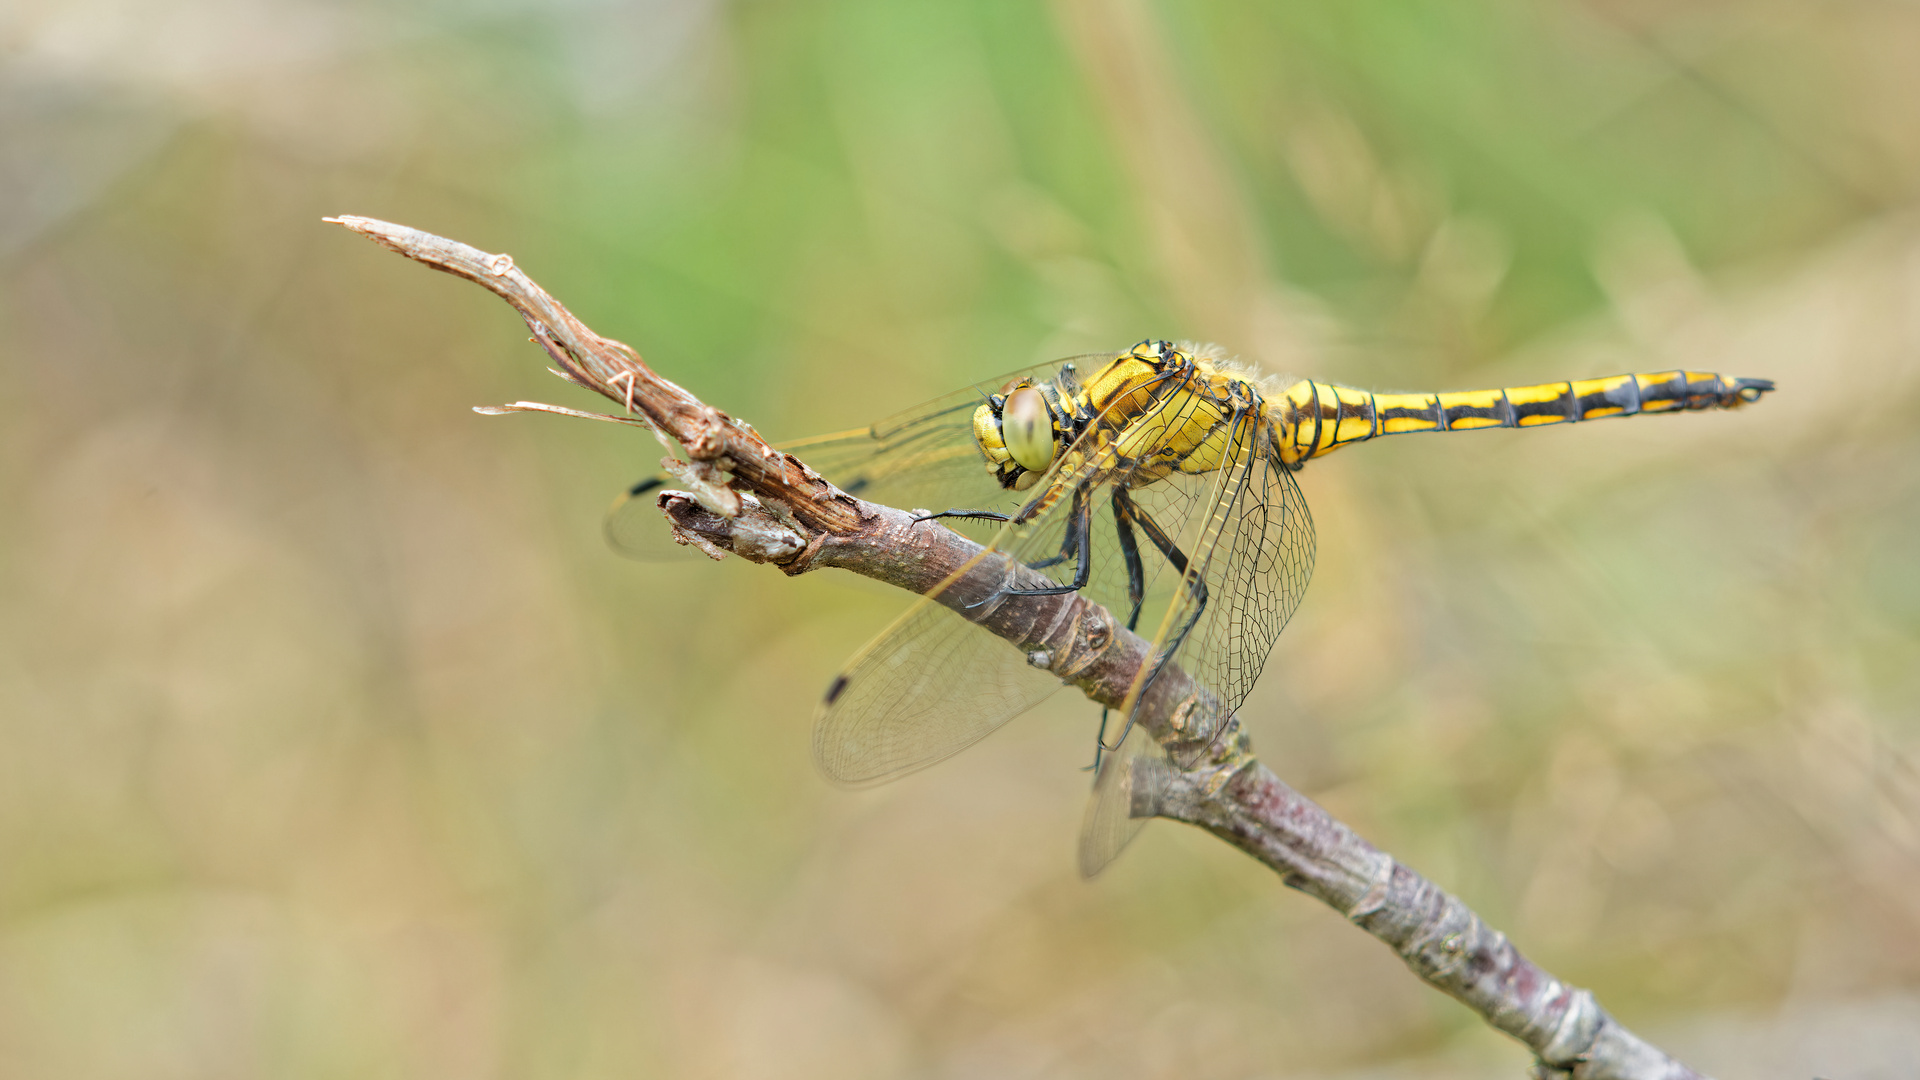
[975,380,1061,491]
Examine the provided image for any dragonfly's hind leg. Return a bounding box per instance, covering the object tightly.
[1088,708,1114,774]
[1098,496,1209,754]
[1126,500,1207,612]
[1085,492,1154,772]
[1110,489,1149,632]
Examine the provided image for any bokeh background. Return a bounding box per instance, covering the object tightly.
[4,1,1918,1077]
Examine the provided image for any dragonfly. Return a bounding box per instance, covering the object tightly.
[608,340,1774,873]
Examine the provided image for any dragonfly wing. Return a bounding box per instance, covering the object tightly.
[812,362,1232,790]
[1146,428,1314,721]
[1079,411,1317,874]
[1078,718,1164,876]
[811,438,1115,785]
[605,356,1117,559]
[603,415,1007,561]
[813,579,1066,785]
[604,475,710,560]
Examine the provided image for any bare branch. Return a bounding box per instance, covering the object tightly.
[327,215,1710,1080]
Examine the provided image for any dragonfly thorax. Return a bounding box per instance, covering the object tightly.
[971,341,1269,494]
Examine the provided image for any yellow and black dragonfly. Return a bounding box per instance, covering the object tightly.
[609,341,1773,872]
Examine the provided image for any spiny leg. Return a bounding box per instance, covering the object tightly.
[954,483,1096,614]
[1111,489,1149,632]
[1000,484,1094,596]
[1100,497,1209,754]
[914,508,1011,524]
[1087,489,1153,773]
[1025,484,1086,572]
[1088,708,1113,775]
[1089,491,1207,767]
[916,498,1081,572]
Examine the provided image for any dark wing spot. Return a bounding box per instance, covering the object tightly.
[824,675,849,705]
[627,476,666,497]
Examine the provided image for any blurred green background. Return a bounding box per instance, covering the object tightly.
[3,1,1917,1077]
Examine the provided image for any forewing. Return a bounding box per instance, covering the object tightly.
[605,356,1115,559]
[1078,719,1161,876]
[812,365,1212,786]
[812,578,1066,785]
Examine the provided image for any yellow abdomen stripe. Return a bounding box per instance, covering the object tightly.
[1273,370,1774,466]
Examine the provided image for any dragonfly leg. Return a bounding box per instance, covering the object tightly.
[1110,489,1148,632]
[1086,708,1112,774]
[1086,492,1149,769]
[1000,485,1093,596]
[1127,502,1205,609]
[1025,485,1087,571]
[914,508,1011,524]
[1099,499,1209,752]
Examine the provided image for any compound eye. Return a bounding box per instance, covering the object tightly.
[1002,386,1055,474]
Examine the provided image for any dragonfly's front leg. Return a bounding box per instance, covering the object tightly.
[914,499,1079,575]
[921,487,1095,588]
[923,488,1092,610]
[1024,485,1086,573]
[1000,485,1093,596]
[914,508,1010,523]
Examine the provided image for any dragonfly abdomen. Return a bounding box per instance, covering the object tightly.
[1272,369,1774,467]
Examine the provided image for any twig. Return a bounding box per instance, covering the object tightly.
[327,215,1710,1080]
